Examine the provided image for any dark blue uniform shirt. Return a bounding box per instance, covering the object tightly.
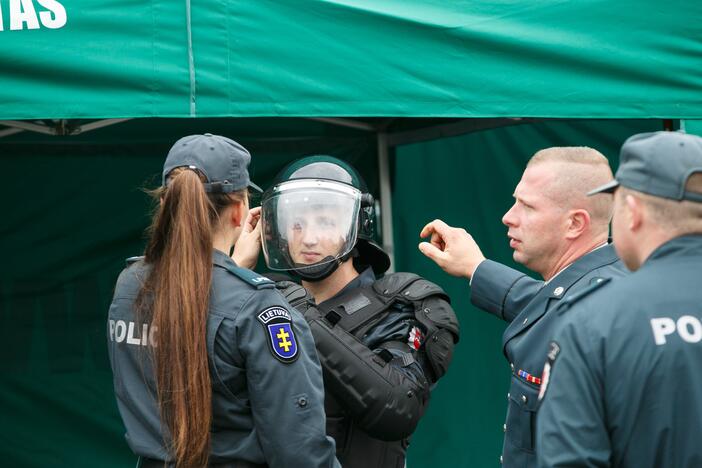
[470,244,627,468]
[537,235,702,468]
[107,249,339,468]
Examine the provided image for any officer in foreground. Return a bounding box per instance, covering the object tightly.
[536,131,702,468]
[259,156,460,467]
[108,135,338,468]
[419,147,627,467]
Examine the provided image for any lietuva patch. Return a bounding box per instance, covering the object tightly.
[258,307,298,363]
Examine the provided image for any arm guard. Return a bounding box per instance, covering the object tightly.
[305,306,430,441]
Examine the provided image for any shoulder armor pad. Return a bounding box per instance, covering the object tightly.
[557,277,611,315]
[373,272,421,296]
[373,272,448,301]
[222,265,274,289]
[125,255,144,266]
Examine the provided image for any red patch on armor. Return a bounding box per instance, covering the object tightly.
[408,327,423,350]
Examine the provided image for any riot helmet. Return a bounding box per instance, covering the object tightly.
[261,156,391,281]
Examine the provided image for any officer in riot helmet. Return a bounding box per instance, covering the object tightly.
[259,155,460,468]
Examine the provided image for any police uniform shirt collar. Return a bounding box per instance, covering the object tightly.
[544,242,609,285]
[212,248,237,268]
[640,234,702,269]
[544,243,618,299]
[322,267,375,305]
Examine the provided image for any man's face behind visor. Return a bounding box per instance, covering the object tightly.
[287,205,347,265]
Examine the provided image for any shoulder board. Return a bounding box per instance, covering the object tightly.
[374,272,448,302]
[557,277,611,315]
[125,256,144,266]
[221,265,274,289]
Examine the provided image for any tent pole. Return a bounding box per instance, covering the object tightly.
[377,132,395,273]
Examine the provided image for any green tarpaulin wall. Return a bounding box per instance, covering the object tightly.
[1,118,667,467]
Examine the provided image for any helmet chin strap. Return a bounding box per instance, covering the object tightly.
[292,249,358,282]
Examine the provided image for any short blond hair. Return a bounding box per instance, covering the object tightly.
[527,147,615,231]
[623,173,702,235]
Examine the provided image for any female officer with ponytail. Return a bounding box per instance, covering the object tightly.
[107,134,339,468]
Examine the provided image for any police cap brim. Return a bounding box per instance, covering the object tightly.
[587,179,620,196]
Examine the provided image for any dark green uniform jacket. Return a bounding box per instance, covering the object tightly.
[537,235,702,468]
[470,244,627,468]
[107,249,339,468]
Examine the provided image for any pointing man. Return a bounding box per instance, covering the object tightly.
[536,131,702,468]
[419,147,627,468]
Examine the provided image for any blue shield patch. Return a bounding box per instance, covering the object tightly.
[267,322,298,362]
[257,306,299,363]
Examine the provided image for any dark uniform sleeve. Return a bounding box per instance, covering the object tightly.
[536,308,611,468]
[470,259,544,323]
[234,289,339,468]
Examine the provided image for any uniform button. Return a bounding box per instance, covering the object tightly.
[500,455,503,464]
[297,396,308,407]
[510,363,515,372]
[521,395,528,404]
[507,392,511,400]
[554,286,564,296]
[503,423,507,433]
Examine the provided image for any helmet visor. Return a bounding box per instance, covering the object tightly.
[261,180,361,272]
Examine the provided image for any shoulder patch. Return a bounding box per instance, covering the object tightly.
[257,306,299,363]
[537,341,560,402]
[222,265,274,289]
[557,277,612,316]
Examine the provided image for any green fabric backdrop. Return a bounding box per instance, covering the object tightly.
[0,119,668,466]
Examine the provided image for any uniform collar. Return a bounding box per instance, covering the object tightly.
[543,243,619,299]
[545,242,609,285]
[212,248,237,268]
[326,267,375,302]
[642,234,702,267]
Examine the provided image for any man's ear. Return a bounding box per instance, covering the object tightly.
[565,209,591,240]
[626,194,643,231]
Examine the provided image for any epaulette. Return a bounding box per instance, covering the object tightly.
[556,277,611,315]
[125,256,144,266]
[222,264,275,289]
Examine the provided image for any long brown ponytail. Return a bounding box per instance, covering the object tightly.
[137,168,244,467]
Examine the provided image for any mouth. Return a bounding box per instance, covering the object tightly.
[507,234,521,249]
[300,251,322,262]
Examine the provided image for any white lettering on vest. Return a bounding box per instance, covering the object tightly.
[677,315,702,343]
[651,316,702,345]
[114,320,127,343]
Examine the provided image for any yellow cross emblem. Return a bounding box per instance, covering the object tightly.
[276,327,292,352]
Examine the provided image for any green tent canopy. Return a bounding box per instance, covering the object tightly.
[0,0,701,120]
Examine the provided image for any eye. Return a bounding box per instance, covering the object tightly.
[291,220,304,231]
[317,217,336,228]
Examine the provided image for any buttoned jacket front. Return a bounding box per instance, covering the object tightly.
[470,244,626,468]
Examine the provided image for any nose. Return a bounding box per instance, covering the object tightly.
[502,203,517,227]
[302,227,319,247]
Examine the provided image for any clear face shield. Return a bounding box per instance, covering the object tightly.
[261,180,361,274]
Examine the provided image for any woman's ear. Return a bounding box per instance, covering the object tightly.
[229,200,245,228]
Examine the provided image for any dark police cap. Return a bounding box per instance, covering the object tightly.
[162,133,262,193]
[588,131,702,202]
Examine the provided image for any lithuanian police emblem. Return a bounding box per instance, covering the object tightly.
[257,306,298,363]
